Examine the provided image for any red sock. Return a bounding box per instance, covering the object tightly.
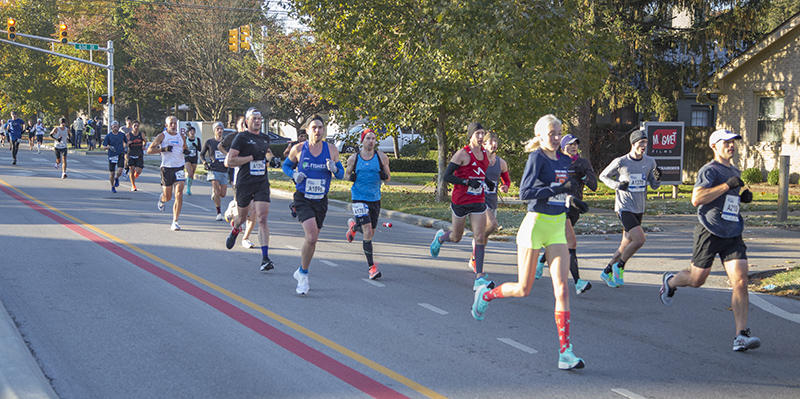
[482,286,505,302]
[555,311,570,353]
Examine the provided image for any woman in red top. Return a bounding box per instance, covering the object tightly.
[430,122,496,290]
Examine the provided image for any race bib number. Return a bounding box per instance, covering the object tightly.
[722,194,740,222]
[629,173,646,192]
[352,202,369,217]
[108,155,119,163]
[304,178,325,199]
[215,150,225,161]
[188,149,197,157]
[249,159,266,176]
[175,169,186,181]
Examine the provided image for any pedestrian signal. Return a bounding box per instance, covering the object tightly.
[7,18,16,40]
[239,25,251,51]
[99,94,109,105]
[59,23,67,44]
[228,28,239,52]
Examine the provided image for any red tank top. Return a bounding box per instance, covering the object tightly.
[452,145,489,205]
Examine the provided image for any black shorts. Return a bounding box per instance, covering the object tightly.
[691,224,747,269]
[127,155,144,169]
[28,131,34,139]
[451,202,488,218]
[108,158,123,172]
[55,148,67,159]
[294,190,327,229]
[236,180,270,208]
[160,166,186,186]
[36,135,43,143]
[566,207,581,227]
[184,156,198,165]
[352,200,381,229]
[618,211,643,231]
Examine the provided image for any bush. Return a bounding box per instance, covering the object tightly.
[388,158,437,172]
[399,139,428,158]
[741,167,763,184]
[767,169,780,185]
[270,143,289,158]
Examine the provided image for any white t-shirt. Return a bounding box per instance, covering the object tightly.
[52,126,69,149]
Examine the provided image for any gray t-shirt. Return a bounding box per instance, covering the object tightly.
[695,160,744,238]
[600,154,660,213]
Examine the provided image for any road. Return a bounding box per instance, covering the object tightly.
[1,149,799,399]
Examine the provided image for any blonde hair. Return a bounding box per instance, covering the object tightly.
[523,114,561,153]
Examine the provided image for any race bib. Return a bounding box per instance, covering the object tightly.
[188,149,197,157]
[109,155,119,163]
[629,173,646,192]
[352,202,369,217]
[249,159,266,176]
[722,194,740,222]
[215,150,225,161]
[175,169,186,181]
[547,182,568,206]
[304,178,325,199]
[467,182,483,195]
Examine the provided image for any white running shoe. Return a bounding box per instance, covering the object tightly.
[733,329,761,351]
[224,200,237,222]
[215,213,224,221]
[293,268,309,295]
[242,239,255,249]
[170,221,181,231]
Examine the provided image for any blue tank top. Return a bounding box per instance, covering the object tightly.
[351,152,382,202]
[296,141,332,200]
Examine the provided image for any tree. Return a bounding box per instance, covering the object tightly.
[292,0,618,201]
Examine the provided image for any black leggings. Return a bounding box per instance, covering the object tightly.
[10,140,19,159]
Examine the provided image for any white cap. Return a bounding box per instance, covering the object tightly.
[110,120,120,126]
[709,129,741,146]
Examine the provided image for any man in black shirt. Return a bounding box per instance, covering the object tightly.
[201,122,229,220]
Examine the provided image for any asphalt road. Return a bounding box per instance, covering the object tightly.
[1,149,799,399]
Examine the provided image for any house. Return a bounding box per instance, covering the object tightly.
[706,11,800,182]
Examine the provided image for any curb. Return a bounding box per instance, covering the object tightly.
[0,299,58,399]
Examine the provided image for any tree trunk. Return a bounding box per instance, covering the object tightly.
[435,105,449,202]
[568,99,592,162]
[392,134,400,158]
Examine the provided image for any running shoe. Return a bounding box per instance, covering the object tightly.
[473,274,496,291]
[535,253,546,280]
[575,279,592,295]
[242,239,255,249]
[368,264,382,280]
[733,329,761,352]
[293,268,309,295]
[114,177,119,187]
[131,184,137,191]
[186,188,192,196]
[134,171,141,178]
[468,255,476,273]
[659,272,676,306]
[170,221,181,231]
[471,284,490,321]
[346,218,357,243]
[12,159,16,165]
[225,227,241,250]
[289,201,297,218]
[157,200,165,212]
[61,173,67,179]
[600,271,617,288]
[224,200,237,222]
[121,171,128,180]
[111,186,117,193]
[430,229,444,258]
[260,258,275,272]
[215,213,224,221]
[558,345,585,370]
[612,262,624,286]
[53,162,58,169]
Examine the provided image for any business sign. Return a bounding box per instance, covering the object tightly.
[644,122,684,185]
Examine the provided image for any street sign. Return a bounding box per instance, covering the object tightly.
[644,121,685,186]
[74,43,99,50]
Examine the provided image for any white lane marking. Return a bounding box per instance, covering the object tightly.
[497,338,538,354]
[284,245,299,250]
[612,388,647,399]
[749,293,800,324]
[319,259,337,267]
[362,278,385,287]
[418,303,448,315]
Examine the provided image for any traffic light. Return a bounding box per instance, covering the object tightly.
[7,18,16,40]
[59,23,67,44]
[239,24,251,51]
[98,94,109,105]
[228,28,239,52]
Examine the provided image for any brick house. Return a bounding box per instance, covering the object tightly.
[706,11,800,182]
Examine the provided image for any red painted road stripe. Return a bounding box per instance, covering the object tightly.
[0,183,411,399]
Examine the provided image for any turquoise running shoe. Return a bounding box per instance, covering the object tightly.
[471,284,490,321]
[430,229,444,257]
[535,253,546,280]
[612,262,624,286]
[575,279,592,295]
[600,271,617,288]
[473,274,496,291]
[558,344,585,370]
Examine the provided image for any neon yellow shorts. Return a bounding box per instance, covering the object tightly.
[515,212,567,249]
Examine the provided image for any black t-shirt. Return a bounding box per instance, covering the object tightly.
[220,132,238,151]
[230,131,271,186]
[201,138,228,173]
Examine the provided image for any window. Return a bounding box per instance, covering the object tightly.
[613,107,636,127]
[757,96,784,142]
[691,107,711,127]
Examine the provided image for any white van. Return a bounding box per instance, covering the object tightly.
[335,125,423,154]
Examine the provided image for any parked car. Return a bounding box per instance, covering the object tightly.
[222,128,291,144]
[333,125,423,154]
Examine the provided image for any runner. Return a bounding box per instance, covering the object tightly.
[126,120,146,191]
[0,119,6,147]
[25,120,35,151]
[34,119,45,154]
[598,129,661,287]
[429,122,496,290]
[184,124,202,195]
[535,134,597,295]
[470,114,587,370]
[201,122,229,221]
[49,117,70,178]
[343,128,391,280]
[147,115,188,231]
[282,116,344,294]
[659,129,760,351]
[224,108,276,271]
[120,116,133,180]
[6,111,24,165]
[101,121,128,194]
[219,116,259,248]
[283,131,308,158]
[469,131,510,274]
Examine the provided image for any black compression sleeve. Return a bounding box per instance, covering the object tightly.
[443,162,467,185]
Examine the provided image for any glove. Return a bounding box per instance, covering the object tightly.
[653,167,663,181]
[569,196,589,214]
[348,171,357,182]
[554,178,576,194]
[467,179,482,189]
[162,145,173,153]
[379,170,389,181]
[485,179,496,192]
[617,181,629,191]
[326,159,337,173]
[740,189,753,204]
[726,176,744,190]
[183,148,190,155]
[269,157,281,168]
[204,162,210,171]
[293,171,307,184]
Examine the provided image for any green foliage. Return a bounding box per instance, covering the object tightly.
[768,169,780,185]
[387,158,437,173]
[742,167,763,184]
[399,140,428,158]
[270,143,289,158]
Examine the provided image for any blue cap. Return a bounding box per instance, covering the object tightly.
[560,134,579,149]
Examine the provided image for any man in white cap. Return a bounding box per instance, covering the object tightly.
[659,129,760,352]
[101,120,128,193]
[598,128,661,287]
